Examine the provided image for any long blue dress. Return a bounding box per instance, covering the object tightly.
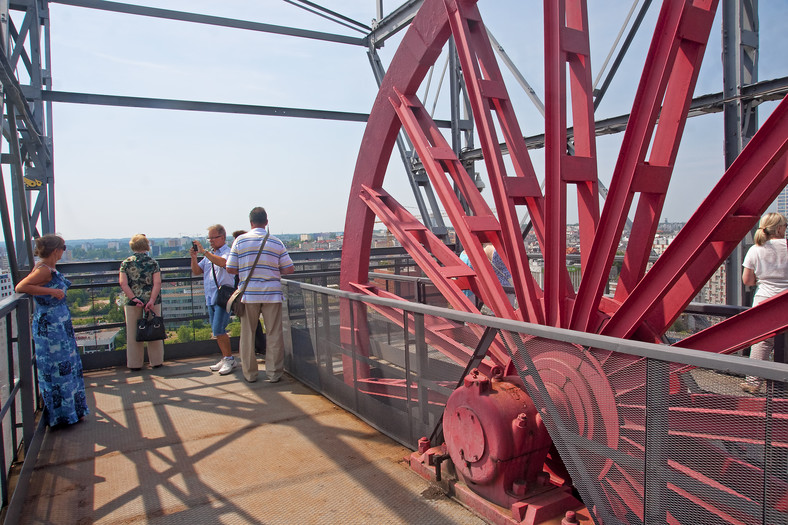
[32,266,89,426]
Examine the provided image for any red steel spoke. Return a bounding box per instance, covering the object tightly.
[673,291,788,354]
[544,0,599,327]
[571,0,719,332]
[389,90,527,320]
[603,95,788,339]
[615,1,718,303]
[358,184,480,313]
[444,0,549,324]
[340,0,451,292]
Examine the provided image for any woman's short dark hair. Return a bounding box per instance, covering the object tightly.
[34,234,64,258]
[249,207,267,226]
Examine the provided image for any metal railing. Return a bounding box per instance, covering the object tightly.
[51,251,418,369]
[0,295,42,523]
[281,278,788,525]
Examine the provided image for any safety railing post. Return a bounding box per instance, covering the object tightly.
[643,358,669,524]
[16,297,34,454]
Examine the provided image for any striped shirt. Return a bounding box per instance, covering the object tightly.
[226,228,293,303]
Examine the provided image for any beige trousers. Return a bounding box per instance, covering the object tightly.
[239,302,284,382]
[124,304,165,368]
[745,294,773,385]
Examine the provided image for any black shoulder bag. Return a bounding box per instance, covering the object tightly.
[211,260,236,309]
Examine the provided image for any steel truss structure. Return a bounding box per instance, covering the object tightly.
[1,0,787,523]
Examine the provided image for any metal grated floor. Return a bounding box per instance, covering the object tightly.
[19,355,486,524]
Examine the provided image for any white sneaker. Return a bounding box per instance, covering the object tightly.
[209,358,225,372]
[218,358,238,375]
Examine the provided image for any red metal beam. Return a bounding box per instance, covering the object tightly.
[444,0,549,324]
[387,89,534,320]
[602,95,788,339]
[615,2,718,303]
[340,0,451,293]
[544,0,599,327]
[672,291,788,354]
[570,0,719,332]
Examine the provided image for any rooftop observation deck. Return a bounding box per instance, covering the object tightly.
[17,355,486,525]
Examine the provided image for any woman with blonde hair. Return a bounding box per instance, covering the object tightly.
[16,234,89,426]
[741,212,788,393]
[119,234,164,370]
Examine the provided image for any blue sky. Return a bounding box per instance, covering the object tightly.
[35,1,788,239]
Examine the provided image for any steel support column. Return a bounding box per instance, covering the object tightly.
[723,0,758,307]
[0,0,54,277]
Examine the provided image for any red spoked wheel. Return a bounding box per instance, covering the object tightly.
[340,0,788,522]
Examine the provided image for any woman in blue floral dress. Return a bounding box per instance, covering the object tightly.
[16,234,89,426]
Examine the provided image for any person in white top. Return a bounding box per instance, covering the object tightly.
[741,212,788,393]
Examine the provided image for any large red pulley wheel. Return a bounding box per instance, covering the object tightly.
[340,0,788,522]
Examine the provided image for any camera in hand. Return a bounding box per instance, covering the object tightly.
[191,241,198,252]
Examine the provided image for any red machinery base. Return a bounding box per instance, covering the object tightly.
[407,446,588,525]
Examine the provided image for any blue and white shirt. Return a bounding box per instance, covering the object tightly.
[226,228,294,303]
[198,243,233,306]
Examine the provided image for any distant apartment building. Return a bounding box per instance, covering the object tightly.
[653,231,726,305]
[652,235,673,256]
[299,239,342,251]
[0,273,12,299]
[777,186,788,217]
[693,265,727,305]
[76,329,121,354]
[161,285,207,329]
[371,230,400,249]
[107,241,120,250]
[528,227,727,305]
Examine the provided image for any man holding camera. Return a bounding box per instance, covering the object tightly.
[191,224,237,374]
[226,207,294,383]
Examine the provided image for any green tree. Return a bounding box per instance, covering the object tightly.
[177,324,195,343]
[194,327,213,341]
[107,297,125,323]
[176,320,209,343]
[115,329,127,350]
[67,289,89,307]
[87,302,111,316]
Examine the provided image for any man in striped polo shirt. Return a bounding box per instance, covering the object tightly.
[226,207,294,383]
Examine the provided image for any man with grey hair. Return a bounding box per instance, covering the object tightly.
[191,224,236,374]
[227,207,294,383]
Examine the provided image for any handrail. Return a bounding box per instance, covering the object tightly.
[0,294,40,523]
[283,278,788,383]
